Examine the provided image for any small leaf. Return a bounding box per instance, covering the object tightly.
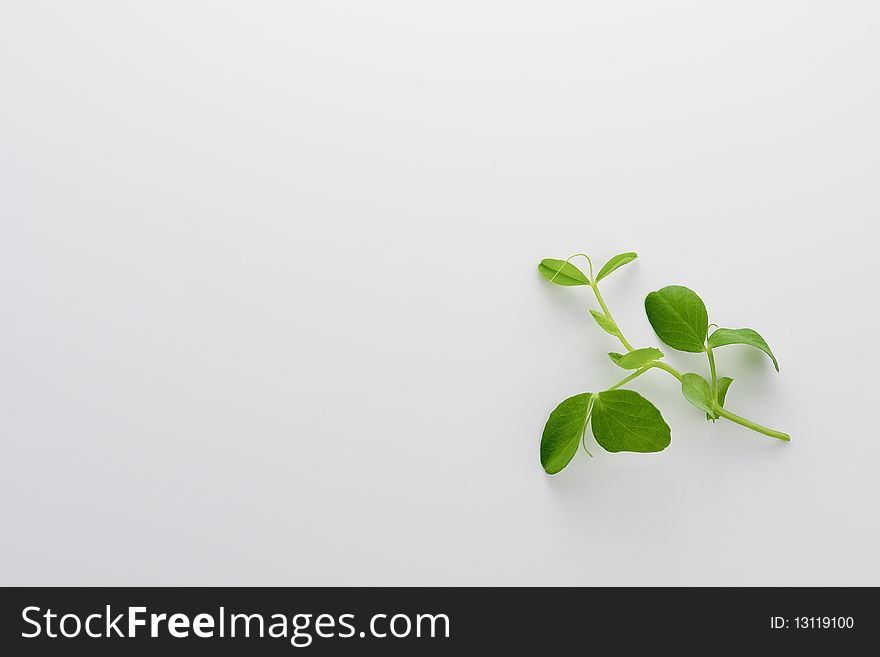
[589,309,618,335]
[708,328,779,371]
[715,376,734,408]
[608,352,624,365]
[590,390,671,453]
[644,285,709,353]
[705,376,735,420]
[681,373,714,414]
[541,393,592,474]
[610,347,664,370]
[595,252,637,282]
[538,259,590,286]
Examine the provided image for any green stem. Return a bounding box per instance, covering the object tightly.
[649,360,683,381]
[714,407,790,441]
[590,282,635,352]
[649,361,789,441]
[707,348,717,390]
[581,397,595,457]
[607,366,652,391]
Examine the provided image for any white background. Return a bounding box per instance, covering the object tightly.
[2,1,878,585]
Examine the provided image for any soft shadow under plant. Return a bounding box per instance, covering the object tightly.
[538,252,789,475]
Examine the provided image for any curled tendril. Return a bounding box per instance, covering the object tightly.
[547,253,593,284]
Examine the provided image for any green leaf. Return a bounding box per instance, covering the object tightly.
[715,376,734,408]
[541,393,592,474]
[644,285,709,353]
[590,390,671,453]
[610,347,664,370]
[703,376,733,420]
[681,373,714,414]
[608,352,624,365]
[589,309,618,335]
[595,252,637,282]
[538,259,590,286]
[708,328,779,371]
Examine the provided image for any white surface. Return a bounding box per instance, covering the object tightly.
[1,1,878,586]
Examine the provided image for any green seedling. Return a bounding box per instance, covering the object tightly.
[538,252,789,475]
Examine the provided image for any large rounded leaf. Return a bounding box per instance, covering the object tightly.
[541,393,592,474]
[590,390,670,453]
[644,285,709,353]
